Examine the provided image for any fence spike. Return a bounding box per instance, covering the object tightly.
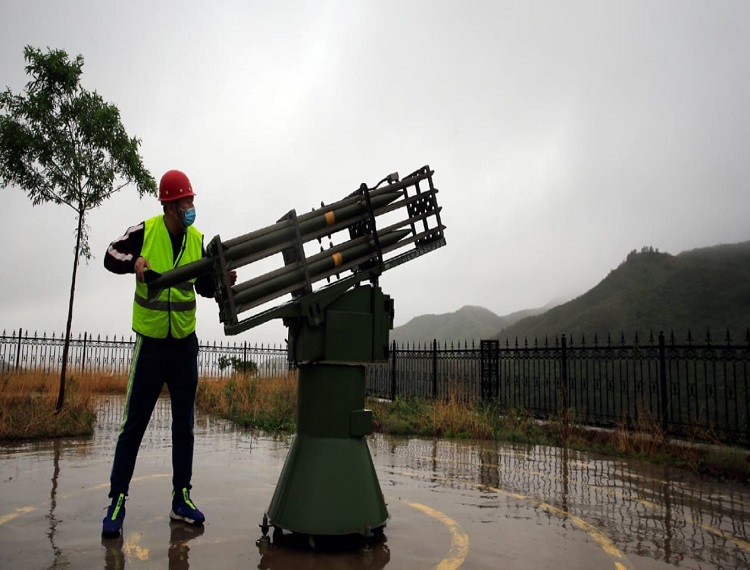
[705,328,712,346]
[687,329,693,346]
[745,328,750,347]
[725,328,732,346]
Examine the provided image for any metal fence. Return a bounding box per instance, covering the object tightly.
[3,327,749,446]
[0,329,290,379]
[366,330,750,447]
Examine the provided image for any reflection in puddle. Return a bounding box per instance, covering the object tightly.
[1,395,749,569]
[371,436,750,568]
[256,533,390,570]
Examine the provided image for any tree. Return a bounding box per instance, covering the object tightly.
[218,355,259,376]
[0,46,156,411]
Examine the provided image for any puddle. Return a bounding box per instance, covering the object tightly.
[1,395,748,569]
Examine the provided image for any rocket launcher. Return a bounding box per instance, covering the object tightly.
[146,165,446,335]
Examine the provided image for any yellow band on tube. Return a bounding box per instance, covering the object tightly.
[325,211,335,226]
[332,252,343,267]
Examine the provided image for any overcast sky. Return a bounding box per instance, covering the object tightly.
[1,0,749,345]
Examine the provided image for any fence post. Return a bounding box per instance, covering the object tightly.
[15,328,22,371]
[658,331,669,435]
[432,339,438,400]
[81,331,88,375]
[561,334,569,422]
[390,340,397,401]
[480,339,500,403]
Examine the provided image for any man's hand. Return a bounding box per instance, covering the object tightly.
[134,256,152,282]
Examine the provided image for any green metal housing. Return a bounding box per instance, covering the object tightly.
[266,285,392,536]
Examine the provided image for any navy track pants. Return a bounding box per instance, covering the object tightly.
[109,332,199,497]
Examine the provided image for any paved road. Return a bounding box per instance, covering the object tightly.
[1,396,749,569]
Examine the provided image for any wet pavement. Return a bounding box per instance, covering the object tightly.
[1,395,749,569]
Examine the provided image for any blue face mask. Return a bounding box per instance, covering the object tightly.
[180,207,196,228]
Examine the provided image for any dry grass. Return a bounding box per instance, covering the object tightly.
[370,385,750,483]
[370,382,512,440]
[196,372,297,432]
[3,369,747,483]
[611,408,666,456]
[0,370,126,440]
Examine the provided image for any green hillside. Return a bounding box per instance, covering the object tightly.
[390,241,750,345]
[497,242,750,344]
[391,305,549,345]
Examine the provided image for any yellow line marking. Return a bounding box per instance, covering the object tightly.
[401,499,469,570]
[537,499,624,560]
[123,532,150,561]
[324,211,335,226]
[600,488,750,554]
[0,474,169,527]
[0,506,36,526]
[482,483,631,569]
[657,503,750,554]
[332,252,343,267]
[392,467,631,570]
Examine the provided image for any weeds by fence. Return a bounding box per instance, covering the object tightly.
[3,327,749,447]
[366,330,750,447]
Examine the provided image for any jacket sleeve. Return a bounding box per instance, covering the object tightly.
[104,223,145,274]
[194,240,216,298]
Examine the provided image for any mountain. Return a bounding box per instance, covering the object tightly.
[497,242,750,344]
[390,304,553,345]
[390,241,750,345]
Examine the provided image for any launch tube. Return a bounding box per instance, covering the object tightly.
[146,191,402,292]
[221,191,402,265]
[231,229,410,308]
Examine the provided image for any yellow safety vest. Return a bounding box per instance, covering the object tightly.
[133,215,204,339]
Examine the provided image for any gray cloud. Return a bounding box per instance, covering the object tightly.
[1,0,749,344]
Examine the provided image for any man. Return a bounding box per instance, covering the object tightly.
[101,169,235,538]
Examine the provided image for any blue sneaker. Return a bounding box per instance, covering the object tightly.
[170,488,205,526]
[102,493,126,538]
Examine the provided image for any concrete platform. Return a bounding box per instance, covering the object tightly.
[1,395,749,569]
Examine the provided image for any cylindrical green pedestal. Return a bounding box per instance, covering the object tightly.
[266,363,388,536]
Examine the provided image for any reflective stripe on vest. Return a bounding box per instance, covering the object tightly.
[132,215,203,339]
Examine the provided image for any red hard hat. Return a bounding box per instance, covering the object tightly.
[159,170,196,202]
